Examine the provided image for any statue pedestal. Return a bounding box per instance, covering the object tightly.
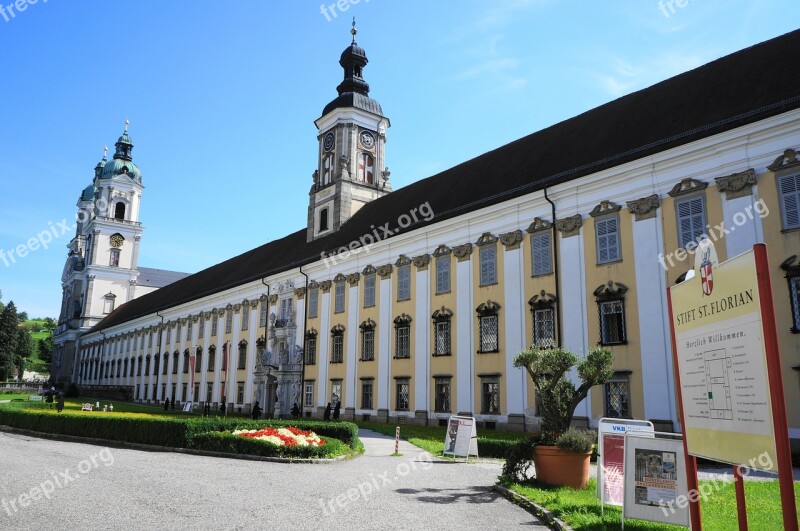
[273,401,283,419]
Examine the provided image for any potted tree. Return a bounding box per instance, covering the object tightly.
[512,346,614,488]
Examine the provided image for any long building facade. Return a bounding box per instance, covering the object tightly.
[69,29,800,445]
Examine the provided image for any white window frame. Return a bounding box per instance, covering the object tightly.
[435,255,450,294]
[531,232,552,276]
[334,282,345,313]
[479,245,497,286]
[397,265,411,301]
[675,195,707,248]
[364,274,376,307]
[595,215,621,264]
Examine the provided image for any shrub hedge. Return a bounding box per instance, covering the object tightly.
[189,431,348,459]
[477,437,518,459]
[0,406,359,457]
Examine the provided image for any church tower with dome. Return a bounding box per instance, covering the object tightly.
[307,21,392,242]
[52,123,188,385]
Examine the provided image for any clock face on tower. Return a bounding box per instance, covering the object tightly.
[110,234,124,248]
[323,131,335,152]
[359,130,375,149]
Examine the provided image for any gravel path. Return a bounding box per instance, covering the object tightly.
[0,429,546,530]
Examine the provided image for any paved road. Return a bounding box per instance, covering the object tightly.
[0,429,546,530]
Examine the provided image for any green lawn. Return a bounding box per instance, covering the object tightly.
[355,420,526,455]
[0,393,35,401]
[503,477,800,530]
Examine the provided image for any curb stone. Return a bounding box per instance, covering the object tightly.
[494,483,571,531]
[0,425,352,464]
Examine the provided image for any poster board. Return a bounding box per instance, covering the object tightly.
[669,245,777,470]
[623,433,689,527]
[596,418,654,507]
[443,416,478,459]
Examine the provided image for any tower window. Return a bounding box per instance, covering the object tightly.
[109,248,120,267]
[322,155,333,185]
[103,293,116,314]
[319,208,329,232]
[358,153,374,184]
[114,202,125,220]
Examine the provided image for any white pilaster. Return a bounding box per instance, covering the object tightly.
[317,291,331,406]
[377,277,392,410]
[455,258,473,414]
[502,245,526,415]
[346,285,359,409]
[414,266,430,413]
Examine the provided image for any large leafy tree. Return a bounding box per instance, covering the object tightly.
[14,328,32,379]
[38,335,54,364]
[0,301,19,380]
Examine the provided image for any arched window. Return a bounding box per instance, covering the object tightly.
[114,202,126,220]
[238,340,247,370]
[319,208,329,232]
[358,153,374,184]
[109,248,120,267]
[322,154,333,185]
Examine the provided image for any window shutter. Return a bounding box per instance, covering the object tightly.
[779,174,800,229]
[677,196,705,247]
[532,233,551,275]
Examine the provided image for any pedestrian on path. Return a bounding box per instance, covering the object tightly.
[323,402,332,421]
[333,401,340,420]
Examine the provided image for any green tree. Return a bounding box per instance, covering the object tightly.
[16,311,28,324]
[43,317,56,331]
[15,328,33,378]
[38,335,54,364]
[0,301,19,381]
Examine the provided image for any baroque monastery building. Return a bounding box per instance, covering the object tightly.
[61,28,800,446]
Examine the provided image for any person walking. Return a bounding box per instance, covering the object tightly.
[333,401,341,421]
[56,394,64,413]
[251,400,262,420]
[323,402,332,421]
[164,397,170,410]
[291,402,300,418]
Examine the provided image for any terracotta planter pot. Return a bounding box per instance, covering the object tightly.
[533,445,592,489]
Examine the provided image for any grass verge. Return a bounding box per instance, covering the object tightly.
[501,477,800,530]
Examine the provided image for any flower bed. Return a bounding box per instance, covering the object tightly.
[232,426,325,447]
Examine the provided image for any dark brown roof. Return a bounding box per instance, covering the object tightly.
[89,29,800,333]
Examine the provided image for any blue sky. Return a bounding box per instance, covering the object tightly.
[1,0,798,318]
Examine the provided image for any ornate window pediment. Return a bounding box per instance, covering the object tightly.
[393,313,413,326]
[333,273,346,283]
[589,200,622,218]
[626,194,661,221]
[331,324,346,336]
[475,232,498,246]
[526,217,551,233]
[362,265,376,275]
[395,255,412,267]
[768,148,800,171]
[593,281,628,301]
[431,306,453,322]
[432,244,452,257]
[476,300,501,316]
[668,178,708,198]
[528,290,558,309]
[360,318,376,331]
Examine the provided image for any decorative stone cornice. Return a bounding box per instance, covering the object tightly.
[241,299,249,308]
[626,194,661,221]
[294,287,307,299]
[593,280,629,301]
[431,306,453,321]
[203,312,211,320]
[432,244,452,257]
[555,215,582,237]
[233,304,241,312]
[476,300,501,316]
[668,178,708,197]
[393,313,413,326]
[319,281,332,293]
[453,243,473,262]
[362,265,376,276]
[412,254,430,271]
[376,264,393,279]
[331,324,346,335]
[305,328,318,337]
[268,294,279,304]
[715,169,757,200]
[191,314,199,322]
[333,273,347,283]
[528,290,558,309]
[526,217,551,233]
[346,273,360,286]
[226,303,233,311]
[767,147,800,171]
[359,318,376,330]
[780,255,800,277]
[308,280,319,290]
[395,255,412,267]
[475,232,498,246]
[589,200,622,218]
[499,230,523,250]
[249,299,259,308]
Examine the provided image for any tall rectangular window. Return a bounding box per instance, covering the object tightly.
[436,256,450,294]
[434,321,451,356]
[109,248,120,267]
[361,381,374,410]
[396,380,410,411]
[238,345,247,369]
[241,306,249,331]
[479,315,499,353]
[533,308,555,348]
[176,323,182,343]
[330,381,342,404]
[193,383,199,403]
[435,377,451,412]
[187,320,193,338]
[225,311,232,334]
[331,335,344,363]
[181,383,188,402]
[361,329,375,361]
[148,331,153,348]
[207,348,215,371]
[605,373,631,418]
[162,354,168,375]
[479,245,497,285]
[395,325,410,359]
[778,173,800,230]
[595,216,621,264]
[195,350,202,373]
[198,319,204,339]
[259,300,268,327]
[280,298,294,321]
[599,300,626,345]
[183,352,190,373]
[172,353,178,374]
[481,378,500,414]
[206,383,213,403]
[397,265,411,301]
[531,232,552,276]
[364,274,376,307]
[788,275,800,333]
[309,288,319,318]
[304,382,314,408]
[676,195,706,248]
[166,327,171,344]
[236,382,244,404]
[334,282,345,313]
[305,336,317,365]
[211,318,218,337]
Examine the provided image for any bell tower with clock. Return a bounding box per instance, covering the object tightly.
[307,21,392,242]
